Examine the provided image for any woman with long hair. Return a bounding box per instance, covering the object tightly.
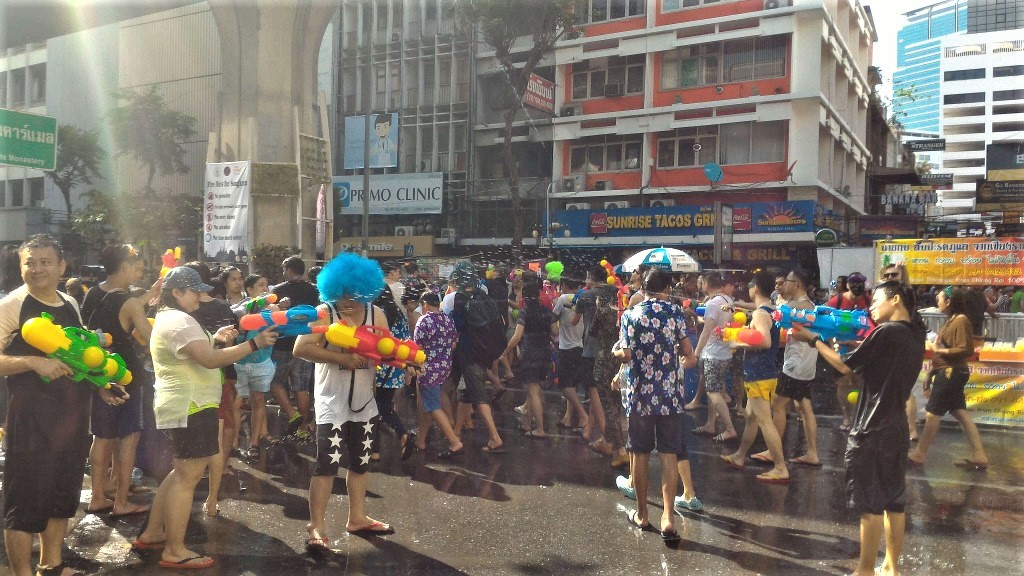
[134,267,276,568]
[503,273,557,438]
[908,287,988,468]
[371,285,415,461]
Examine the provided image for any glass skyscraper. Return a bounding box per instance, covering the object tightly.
[894,0,968,134]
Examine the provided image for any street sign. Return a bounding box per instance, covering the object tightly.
[0,108,58,171]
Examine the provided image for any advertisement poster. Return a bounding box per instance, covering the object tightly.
[203,161,250,264]
[523,73,555,114]
[876,237,1024,286]
[344,113,399,169]
[918,361,1024,428]
[556,201,815,238]
[334,172,443,216]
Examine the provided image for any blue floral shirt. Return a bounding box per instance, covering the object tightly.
[620,298,687,417]
[375,315,411,389]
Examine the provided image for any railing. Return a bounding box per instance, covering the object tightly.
[406,88,418,106]
[437,152,450,172]
[921,312,1024,343]
[438,85,452,105]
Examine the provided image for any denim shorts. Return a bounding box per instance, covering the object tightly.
[419,384,443,413]
[271,349,313,393]
[236,358,275,397]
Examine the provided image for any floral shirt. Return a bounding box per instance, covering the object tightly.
[413,311,458,388]
[619,298,687,417]
[376,315,411,389]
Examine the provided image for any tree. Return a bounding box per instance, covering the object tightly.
[45,124,104,217]
[108,85,197,193]
[68,189,118,248]
[455,0,576,251]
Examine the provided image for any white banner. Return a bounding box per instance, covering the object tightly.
[203,161,251,263]
[333,172,443,216]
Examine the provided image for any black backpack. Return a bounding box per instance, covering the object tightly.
[461,291,507,366]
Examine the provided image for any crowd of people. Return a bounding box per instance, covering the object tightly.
[0,234,997,576]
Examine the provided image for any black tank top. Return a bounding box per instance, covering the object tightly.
[4,292,93,452]
[80,286,144,376]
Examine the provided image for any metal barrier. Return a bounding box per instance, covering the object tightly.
[921,312,1024,342]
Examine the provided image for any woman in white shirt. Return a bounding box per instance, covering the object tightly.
[134,267,277,570]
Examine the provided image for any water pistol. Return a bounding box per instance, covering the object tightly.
[324,323,426,369]
[21,312,132,392]
[232,293,279,315]
[680,299,706,317]
[159,247,182,278]
[131,317,156,346]
[714,311,765,346]
[238,304,328,338]
[772,304,870,343]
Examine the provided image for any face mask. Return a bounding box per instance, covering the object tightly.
[850,283,866,296]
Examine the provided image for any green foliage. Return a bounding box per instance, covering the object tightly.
[46,125,105,217]
[108,85,197,192]
[251,244,300,283]
[68,189,118,248]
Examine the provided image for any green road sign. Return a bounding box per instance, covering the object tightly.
[0,108,58,171]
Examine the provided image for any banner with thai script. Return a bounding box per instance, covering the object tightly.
[203,161,250,264]
[876,237,1024,285]
[917,361,1024,427]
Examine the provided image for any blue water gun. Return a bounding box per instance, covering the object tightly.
[239,305,328,338]
[772,304,870,343]
[570,288,586,307]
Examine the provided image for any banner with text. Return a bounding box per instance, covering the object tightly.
[555,201,815,238]
[334,172,443,216]
[876,237,1024,286]
[203,161,251,264]
[918,360,1024,428]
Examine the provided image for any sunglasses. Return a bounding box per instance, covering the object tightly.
[882,272,900,279]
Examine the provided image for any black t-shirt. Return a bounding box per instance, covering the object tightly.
[962,289,987,337]
[845,321,925,435]
[272,279,320,352]
[80,285,144,375]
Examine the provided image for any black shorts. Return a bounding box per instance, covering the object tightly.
[314,418,377,476]
[845,429,909,515]
[164,409,220,460]
[458,362,490,406]
[90,382,145,439]
[577,356,597,390]
[518,346,552,384]
[926,366,969,416]
[556,347,584,390]
[3,447,88,532]
[776,373,813,402]
[626,413,686,457]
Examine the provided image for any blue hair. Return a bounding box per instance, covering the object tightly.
[318,253,385,304]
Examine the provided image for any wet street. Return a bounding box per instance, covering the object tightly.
[2,391,1022,576]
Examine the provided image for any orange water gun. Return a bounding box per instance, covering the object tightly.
[324,323,426,369]
[715,311,765,346]
[159,247,182,278]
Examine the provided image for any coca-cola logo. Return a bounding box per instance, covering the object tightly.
[732,207,752,231]
[590,213,608,235]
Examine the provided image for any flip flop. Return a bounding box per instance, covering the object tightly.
[712,432,737,443]
[556,421,573,430]
[110,504,150,518]
[789,456,822,468]
[756,473,792,484]
[482,444,505,454]
[625,510,657,533]
[131,539,165,550]
[661,528,682,542]
[523,430,547,439]
[691,426,714,436]
[837,423,851,432]
[84,504,114,515]
[346,521,395,536]
[400,434,417,461]
[750,452,774,463]
[158,556,215,569]
[438,447,464,459]
[305,536,331,553]
[719,455,744,471]
[954,459,988,471]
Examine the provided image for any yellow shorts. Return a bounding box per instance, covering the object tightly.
[744,378,777,401]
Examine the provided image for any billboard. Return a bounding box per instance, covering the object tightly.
[334,172,443,216]
[203,161,250,264]
[876,237,1024,286]
[555,201,815,238]
[344,113,399,169]
[523,73,555,114]
[980,142,1024,210]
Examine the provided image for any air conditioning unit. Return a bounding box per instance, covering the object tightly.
[561,104,583,117]
[594,180,615,191]
[562,174,583,192]
[565,202,590,210]
[763,0,793,9]
[604,201,632,210]
[440,228,456,238]
[604,83,623,98]
[395,226,415,237]
[649,199,676,207]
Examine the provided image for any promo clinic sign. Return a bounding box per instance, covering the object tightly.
[334,172,443,216]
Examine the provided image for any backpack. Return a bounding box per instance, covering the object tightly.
[590,287,620,344]
[461,291,507,365]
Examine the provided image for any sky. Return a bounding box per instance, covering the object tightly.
[863,0,948,98]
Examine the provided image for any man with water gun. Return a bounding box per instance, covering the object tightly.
[0,234,125,576]
[270,255,321,437]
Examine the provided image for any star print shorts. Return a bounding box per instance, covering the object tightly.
[314,417,379,476]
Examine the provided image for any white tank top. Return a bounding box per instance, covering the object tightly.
[314,303,379,424]
[782,296,818,381]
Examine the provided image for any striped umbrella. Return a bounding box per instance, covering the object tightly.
[621,247,701,273]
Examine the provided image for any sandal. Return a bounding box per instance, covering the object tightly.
[712,431,737,443]
[306,536,331,553]
[35,563,85,576]
[482,443,505,454]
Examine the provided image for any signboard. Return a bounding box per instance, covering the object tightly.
[876,237,1024,285]
[555,201,814,238]
[334,172,443,216]
[815,228,838,247]
[919,172,953,188]
[987,141,1024,181]
[905,139,945,152]
[0,108,57,170]
[523,73,555,114]
[917,360,1024,428]
[344,113,399,169]
[858,217,919,241]
[203,161,251,264]
[714,202,732,264]
[334,235,435,258]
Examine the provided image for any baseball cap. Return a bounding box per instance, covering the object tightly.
[163,266,214,293]
[848,272,867,284]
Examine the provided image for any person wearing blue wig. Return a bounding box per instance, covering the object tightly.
[294,253,422,549]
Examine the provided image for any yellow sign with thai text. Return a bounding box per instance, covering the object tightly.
[876,237,1024,286]
[919,361,1024,427]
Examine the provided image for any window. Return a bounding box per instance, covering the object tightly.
[943,92,985,104]
[571,55,645,99]
[10,180,24,207]
[579,0,644,23]
[994,65,1024,77]
[943,68,985,81]
[0,181,5,208]
[662,35,787,89]
[657,126,718,168]
[29,64,45,104]
[663,0,721,10]
[28,178,43,207]
[994,89,1024,101]
[569,135,643,173]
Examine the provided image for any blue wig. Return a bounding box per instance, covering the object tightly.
[318,253,385,304]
